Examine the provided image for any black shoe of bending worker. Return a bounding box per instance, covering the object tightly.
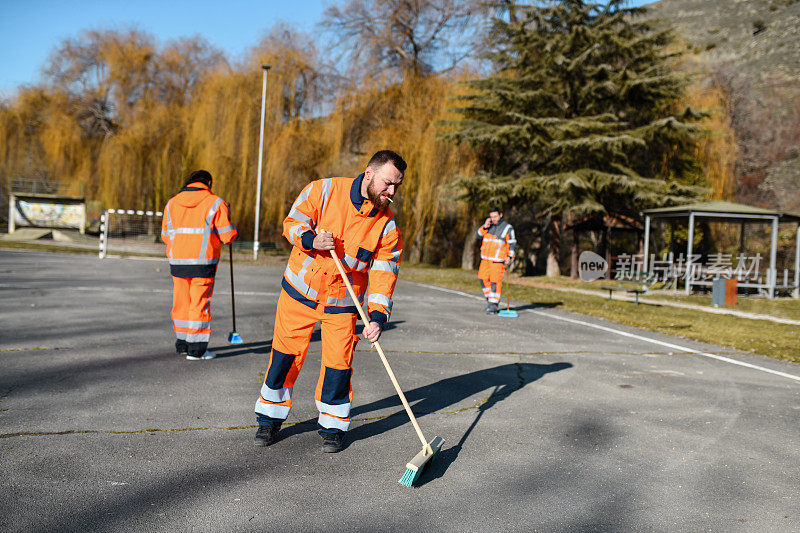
[485,303,499,314]
[254,425,280,447]
[321,433,344,453]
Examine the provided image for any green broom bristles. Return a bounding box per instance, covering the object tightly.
[397,439,443,487]
[399,467,420,487]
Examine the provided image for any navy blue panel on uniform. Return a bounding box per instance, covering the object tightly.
[265,349,297,389]
[356,247,373,262]
[324,305,358,314]
[170,264,217,278]
[320,367,352,405]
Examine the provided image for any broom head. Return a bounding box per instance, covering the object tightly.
[498,309,518,318]
[227,331,244,344]
[398,435,445,487]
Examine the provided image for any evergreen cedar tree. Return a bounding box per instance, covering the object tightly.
[443,0,705,274]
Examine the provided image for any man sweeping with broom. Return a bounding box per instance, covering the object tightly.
[253,150,407,454]
[477,207,517,314]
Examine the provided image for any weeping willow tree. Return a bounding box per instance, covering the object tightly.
[321,74,479,262]
[0,24,478,262]
[444,0,705,275]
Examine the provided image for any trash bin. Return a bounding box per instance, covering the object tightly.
[725,278,737,306]
[711,277,737,307]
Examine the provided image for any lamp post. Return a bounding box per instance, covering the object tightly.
[253,65,271,260]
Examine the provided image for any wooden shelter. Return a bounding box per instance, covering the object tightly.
[641,201,800,298]
[565,212,643,279]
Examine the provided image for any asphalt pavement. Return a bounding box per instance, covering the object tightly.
[1,248,799,532]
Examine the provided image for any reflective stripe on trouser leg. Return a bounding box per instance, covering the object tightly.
[488,282,500,304]
[171,276,214,344]
[255,290,317,421]
[480,279,491,300]
[315,310,359,432]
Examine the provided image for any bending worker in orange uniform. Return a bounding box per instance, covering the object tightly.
[477,207,516,314]
[161,170,237,360]
[254,150,405,453]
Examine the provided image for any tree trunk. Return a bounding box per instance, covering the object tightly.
[570,227,579,279]
[408,229,423,263]
[546,219,561,278]
[602,223,611,280]
[461,223,477,270]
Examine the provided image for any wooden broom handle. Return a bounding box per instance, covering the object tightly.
[505,267,510,311]
[329,247,430,452]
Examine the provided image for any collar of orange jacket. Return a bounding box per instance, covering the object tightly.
[350,173,379,217]
[180,181,211,192]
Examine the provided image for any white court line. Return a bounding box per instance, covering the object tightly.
[411,281,800,384]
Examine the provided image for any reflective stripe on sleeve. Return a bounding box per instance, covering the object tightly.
[166,201,174,259]
[368,293,392,315]
[320,178,332,215]
[371,260,399,275]
[381,218,397,237]
[342,253,369,272]
[198,198,224,260]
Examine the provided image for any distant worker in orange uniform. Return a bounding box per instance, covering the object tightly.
[161,170,237,360]
[254,150,405,453]
[477,207,516,314]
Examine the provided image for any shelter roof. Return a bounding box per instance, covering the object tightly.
[565,212,642,231]
[642,201,800,223]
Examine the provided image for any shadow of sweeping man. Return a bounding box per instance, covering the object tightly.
[347,361,573,484]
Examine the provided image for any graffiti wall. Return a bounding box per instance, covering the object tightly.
[13,199,85,229]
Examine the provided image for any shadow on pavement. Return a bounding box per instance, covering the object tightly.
[406,361,571,486]
[276,361,573,485]
[512,302,562,311]
[209,340,272,358]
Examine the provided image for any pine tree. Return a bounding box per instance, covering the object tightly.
[444,0,704,275]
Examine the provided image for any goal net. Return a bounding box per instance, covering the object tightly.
[99,209,165,258]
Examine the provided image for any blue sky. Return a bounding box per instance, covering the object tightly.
[0,0,656,99]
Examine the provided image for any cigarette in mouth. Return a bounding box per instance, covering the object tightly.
[386,197,393,203]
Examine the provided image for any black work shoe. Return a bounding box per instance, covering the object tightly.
[321,433,344,453]
[254,425,280,447]
[175,340,188,355]
[485,303,498,314]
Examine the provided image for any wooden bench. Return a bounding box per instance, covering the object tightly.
[599,281,650,304]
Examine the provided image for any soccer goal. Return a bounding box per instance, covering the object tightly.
[99,209,164,258]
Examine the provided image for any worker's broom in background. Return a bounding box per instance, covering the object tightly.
[330,248,444,486]
[227,244,244,344]
[497,267,518,318]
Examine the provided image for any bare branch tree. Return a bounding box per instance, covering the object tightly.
[320,0,486,82]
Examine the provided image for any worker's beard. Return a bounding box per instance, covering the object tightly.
[367,181,391,210]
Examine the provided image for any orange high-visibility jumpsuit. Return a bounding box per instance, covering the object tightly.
[255,174,402,435]
[161,182,237,355]
[477,219,516,306]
